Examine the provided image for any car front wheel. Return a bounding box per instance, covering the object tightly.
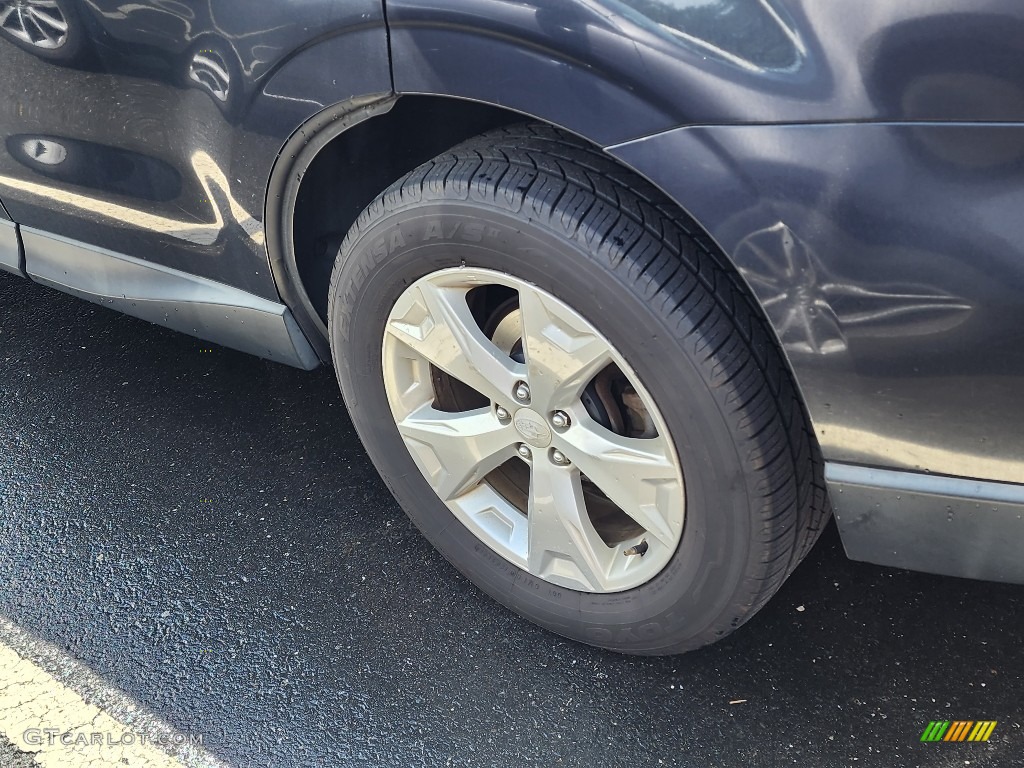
[328,124,829,654]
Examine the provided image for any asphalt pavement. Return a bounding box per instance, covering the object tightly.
[0,269,1021,768]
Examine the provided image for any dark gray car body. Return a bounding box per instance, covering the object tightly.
[2,0,1023,583]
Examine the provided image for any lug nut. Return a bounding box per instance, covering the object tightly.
[551,411,570,429]
[550,449,569,465]
[513,382,531,403]
[495,405,510,421]
[517,444,532,460]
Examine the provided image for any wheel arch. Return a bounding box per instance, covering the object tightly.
[265,3,823,361]
[264,91,812,436]
[265,90,686,361]
[268,88,687,360]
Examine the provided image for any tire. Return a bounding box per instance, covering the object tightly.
[328,123,829,654]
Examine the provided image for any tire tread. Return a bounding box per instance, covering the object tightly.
[329,122,831,652]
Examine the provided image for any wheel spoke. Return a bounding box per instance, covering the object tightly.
[396,403,518,501]
[23,9,50,43]
[27,6,67,34]
[12,7,30,39]
[557,414,682,547]
[387,281,523,404]
[518,286,614,409]
[527,462,613,591]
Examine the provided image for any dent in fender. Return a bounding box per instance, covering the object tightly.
[610,121,1024,484]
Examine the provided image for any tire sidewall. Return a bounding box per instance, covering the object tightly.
[331,202,757,653]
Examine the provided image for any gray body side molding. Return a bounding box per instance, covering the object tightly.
[21,228,319,370]
[827,463,1024,584]
[0,219,23,277]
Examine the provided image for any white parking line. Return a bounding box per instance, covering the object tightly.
[0,616,228,768]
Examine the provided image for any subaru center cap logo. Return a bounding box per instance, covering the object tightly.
[513,409,552,447]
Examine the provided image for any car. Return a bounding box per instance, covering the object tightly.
[1,0,1022,656]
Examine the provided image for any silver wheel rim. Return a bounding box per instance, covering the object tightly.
[382,268,685,593]
[0,0,68,50]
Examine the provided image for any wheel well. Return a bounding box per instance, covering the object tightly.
[289,96,525,330]
[278,96,826,513]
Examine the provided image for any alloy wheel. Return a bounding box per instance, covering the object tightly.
[0,0,68,50]
[382,268,686,593]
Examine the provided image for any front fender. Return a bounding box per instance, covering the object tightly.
[611,120,1024,486]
